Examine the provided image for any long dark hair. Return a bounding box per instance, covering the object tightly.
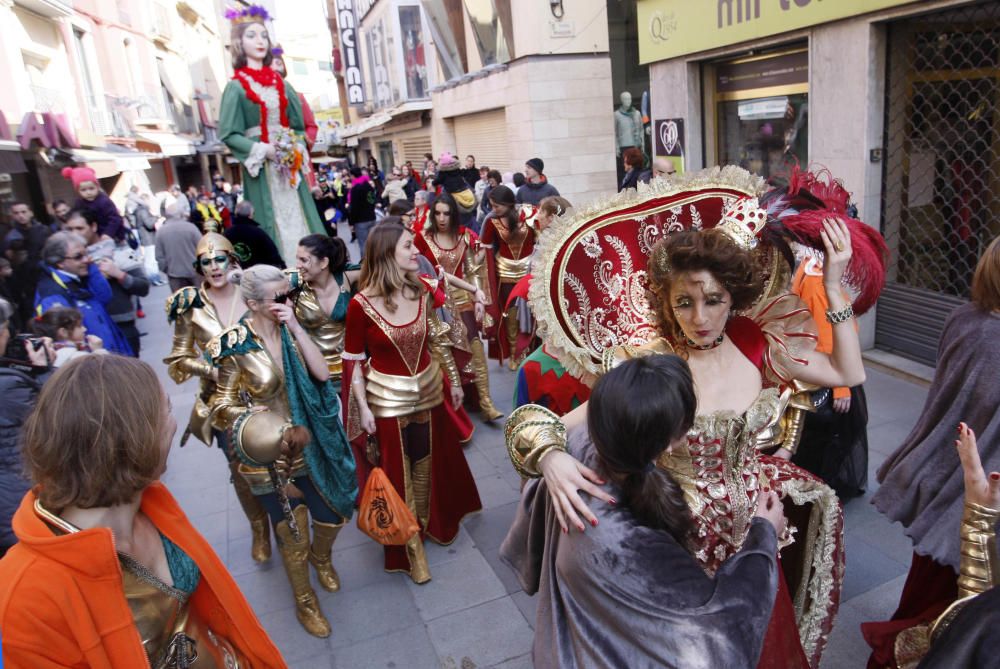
[588,355,696,544]
[430,192,461,237]
[299,233,348,274]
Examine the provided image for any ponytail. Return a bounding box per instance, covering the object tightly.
[587,355,697,545]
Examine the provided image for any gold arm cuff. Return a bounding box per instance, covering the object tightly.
[956,501,1000,598]
[505,404,567,478]
[365,362,444,418]
[238,457,307,494]
[779,405,808,456]
[496,255,532,283]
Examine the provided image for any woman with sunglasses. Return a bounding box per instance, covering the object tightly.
[207,264,357,638]
[163,233,272,567]
[415,192,503,421]
[342,220,481,584]
[290,233,360,390]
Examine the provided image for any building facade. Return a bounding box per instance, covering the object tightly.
[637,0,1000,366]
[0,0,231,219]
[336,0,619,208]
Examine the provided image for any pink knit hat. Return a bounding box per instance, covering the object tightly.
[438,152,460,171]
[61,165,99,191]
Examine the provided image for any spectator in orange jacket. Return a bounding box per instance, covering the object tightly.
[0,355,286,668]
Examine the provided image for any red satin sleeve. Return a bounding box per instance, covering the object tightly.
[480,217,497,246]
[344,296,367,359]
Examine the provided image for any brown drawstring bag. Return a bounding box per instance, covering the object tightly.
[357,467,419,546]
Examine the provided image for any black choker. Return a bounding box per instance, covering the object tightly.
[685,333,725,350]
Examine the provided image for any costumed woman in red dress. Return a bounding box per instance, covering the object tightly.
[342,220,482,583]
[481,185,536,369]
[415,192,503,421]
[507,166,889,668]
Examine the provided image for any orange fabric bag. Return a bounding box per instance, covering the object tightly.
[357,467,420,545]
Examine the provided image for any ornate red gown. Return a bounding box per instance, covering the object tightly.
[342,283,481,573]
[480,213,536,364]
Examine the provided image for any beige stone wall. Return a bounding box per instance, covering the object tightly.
[431,54,616,209]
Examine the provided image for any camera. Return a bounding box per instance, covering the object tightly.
[6,333,43,363]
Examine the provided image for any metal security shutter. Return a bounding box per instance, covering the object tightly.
[877,2,1000,365]
[454,108,508,172]
[400,136,432,166]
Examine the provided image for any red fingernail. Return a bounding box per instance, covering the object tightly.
[562,527,568,534]
[590,519,598,527]
[991,473,999,481]
[608,498,617,505]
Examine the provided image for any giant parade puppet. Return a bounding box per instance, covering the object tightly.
[504,165,889,668]
[219,5,325,265]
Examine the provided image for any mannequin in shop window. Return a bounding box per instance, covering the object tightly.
[614,91,644,158]
[218,5,325,267]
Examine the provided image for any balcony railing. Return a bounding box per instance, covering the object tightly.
[87,95,129,137]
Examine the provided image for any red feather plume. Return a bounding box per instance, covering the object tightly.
[769,166,890,315]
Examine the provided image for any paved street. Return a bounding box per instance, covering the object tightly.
[144,273,927,669]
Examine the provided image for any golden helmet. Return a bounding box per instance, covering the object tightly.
[195,232,235,259]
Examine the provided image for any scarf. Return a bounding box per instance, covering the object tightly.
[233,67,289,144]
[280,326,357,519]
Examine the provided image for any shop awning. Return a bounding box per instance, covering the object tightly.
[338,112,392,140]
[70,149,151,176]
[137,132,197,156]
[0,140,27,174]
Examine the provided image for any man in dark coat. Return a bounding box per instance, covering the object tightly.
[224,201,285,269]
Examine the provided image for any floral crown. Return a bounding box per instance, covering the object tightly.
[225,4,270,25]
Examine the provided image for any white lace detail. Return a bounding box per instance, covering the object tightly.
[245,142,269,178]
[341,351,367,361]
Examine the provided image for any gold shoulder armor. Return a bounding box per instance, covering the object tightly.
[165,286,202,323]
[204,323,258,364]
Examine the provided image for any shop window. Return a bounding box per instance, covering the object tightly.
[399,5,429,99]
[712,48,808,181]
[463,0,510,67]
[292,59,309,75]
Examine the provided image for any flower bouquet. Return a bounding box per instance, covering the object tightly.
[271,127,306,189]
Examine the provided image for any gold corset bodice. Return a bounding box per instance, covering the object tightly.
[659,387,785,569]
[294,279,350,378]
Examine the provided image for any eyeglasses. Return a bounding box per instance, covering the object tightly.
[198,255,229,268]
[65,251,87,261]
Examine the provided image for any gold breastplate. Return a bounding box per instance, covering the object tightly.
[294,282,348,378]
[120,554,245,669]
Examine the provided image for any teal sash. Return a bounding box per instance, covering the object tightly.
[280,326,358,519]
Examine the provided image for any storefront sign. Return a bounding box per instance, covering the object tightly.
[738,97,789,120]
[14,111,80,150]
[653,118,685,174]
[336,0,366,105]
[716,50,807,94]
[638,0,922,64]
[654,118,684,157]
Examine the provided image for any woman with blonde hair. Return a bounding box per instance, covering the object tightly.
[343,220,481,583]
[865,235,1000,667]
[208,263,357,638]
[0,355,284,667]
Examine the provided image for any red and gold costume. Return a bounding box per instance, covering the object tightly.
[481,207,536,368]
[508,166,889,668]
[415,227,502,420]
[342,281,481,579]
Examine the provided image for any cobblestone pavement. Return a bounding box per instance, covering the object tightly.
[142,256,927,668]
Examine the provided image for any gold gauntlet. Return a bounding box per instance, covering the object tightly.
[505,404,567,478]
[957,501,1000,598]
[427,308,462,388]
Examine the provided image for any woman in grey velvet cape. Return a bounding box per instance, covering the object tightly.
[500,355,783,669]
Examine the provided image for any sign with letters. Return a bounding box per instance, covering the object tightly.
[638,0,922,64]
[337,0,366,105]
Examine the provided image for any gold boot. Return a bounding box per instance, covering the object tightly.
[504,309,520,371]
[274,505,331,638]
[469,338,503,421]
[403,455,432,584]
[309,519,345,592]
[230,460,271,562]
